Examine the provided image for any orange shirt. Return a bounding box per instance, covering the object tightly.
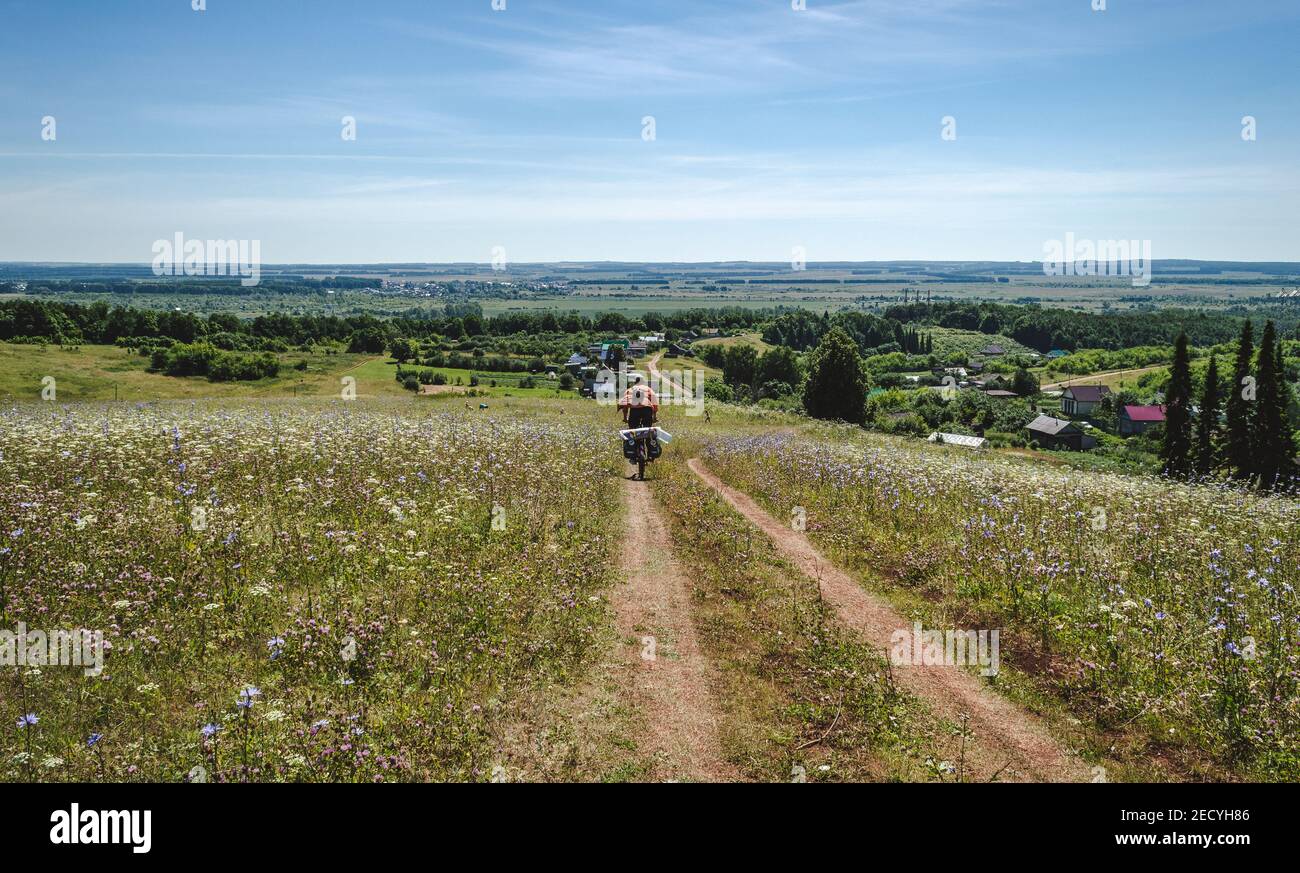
[621,384,658,411]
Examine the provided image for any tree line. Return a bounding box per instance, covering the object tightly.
[1162,319,1297,489]
[883,301,1273,352]
[0,298,780,349]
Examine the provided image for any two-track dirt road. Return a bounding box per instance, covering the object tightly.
[684,457,1089,782]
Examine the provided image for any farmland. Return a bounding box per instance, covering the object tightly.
[9,259,1300,321]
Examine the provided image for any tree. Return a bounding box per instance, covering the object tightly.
[722,344,759,388]
[1194,354,1221,476]
[1093,393,1119,434]
[802,326,869,424]
[1011,368,1039,397]
[1161,332,1193,478]
[1253,321,1294,489]
[389,337,414,363]
[757,345,801,387]
[1224,320,1255,479]
[348,327,387,354]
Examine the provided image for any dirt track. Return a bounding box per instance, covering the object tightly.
[609,475,737,781]
[687,457,1089,783]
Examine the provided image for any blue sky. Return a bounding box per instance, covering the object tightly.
[0,0,1296,263]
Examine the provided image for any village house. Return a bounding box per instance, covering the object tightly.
[1060,384,1111,417]
[579,366,616,398]
[1119,404,1166,435]
[980,344,1006,356]
[1026,414,1096,451]
[587,339,634,365]
[564,353,589,376]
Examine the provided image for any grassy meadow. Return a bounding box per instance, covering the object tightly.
[3,358,1297,781]
[696,425,1300,780]
[0,342,580,404]
[1,399,621,781]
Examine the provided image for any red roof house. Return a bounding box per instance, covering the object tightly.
[1119,404,1166,435]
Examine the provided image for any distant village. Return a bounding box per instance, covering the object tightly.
[924,342,1164,451]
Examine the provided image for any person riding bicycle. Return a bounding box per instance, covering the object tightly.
[620,376,659,430]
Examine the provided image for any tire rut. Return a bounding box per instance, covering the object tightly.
[687,457,1090,783]
[610,474,738,782]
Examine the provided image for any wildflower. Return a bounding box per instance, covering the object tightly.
[16,713,38,728]
[87,733,103,747]
[237,686,261,709]
[201,723,222,738]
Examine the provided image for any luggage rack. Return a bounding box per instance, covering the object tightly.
[619,426,672,442]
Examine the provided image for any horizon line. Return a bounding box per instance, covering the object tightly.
[4,259,1300,269]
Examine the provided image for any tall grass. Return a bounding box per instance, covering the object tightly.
[701,429,1300,780]
[0,400,619,781]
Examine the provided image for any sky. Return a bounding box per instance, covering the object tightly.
[0,0,1297,264]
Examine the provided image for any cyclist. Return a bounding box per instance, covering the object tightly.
[621,376,658,429]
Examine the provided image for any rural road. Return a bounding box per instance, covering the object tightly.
[1041,364,1164,391]
[646,351,692,397]
[686,457,1090,783]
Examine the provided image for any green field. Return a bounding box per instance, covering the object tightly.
[0,343,581,404]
